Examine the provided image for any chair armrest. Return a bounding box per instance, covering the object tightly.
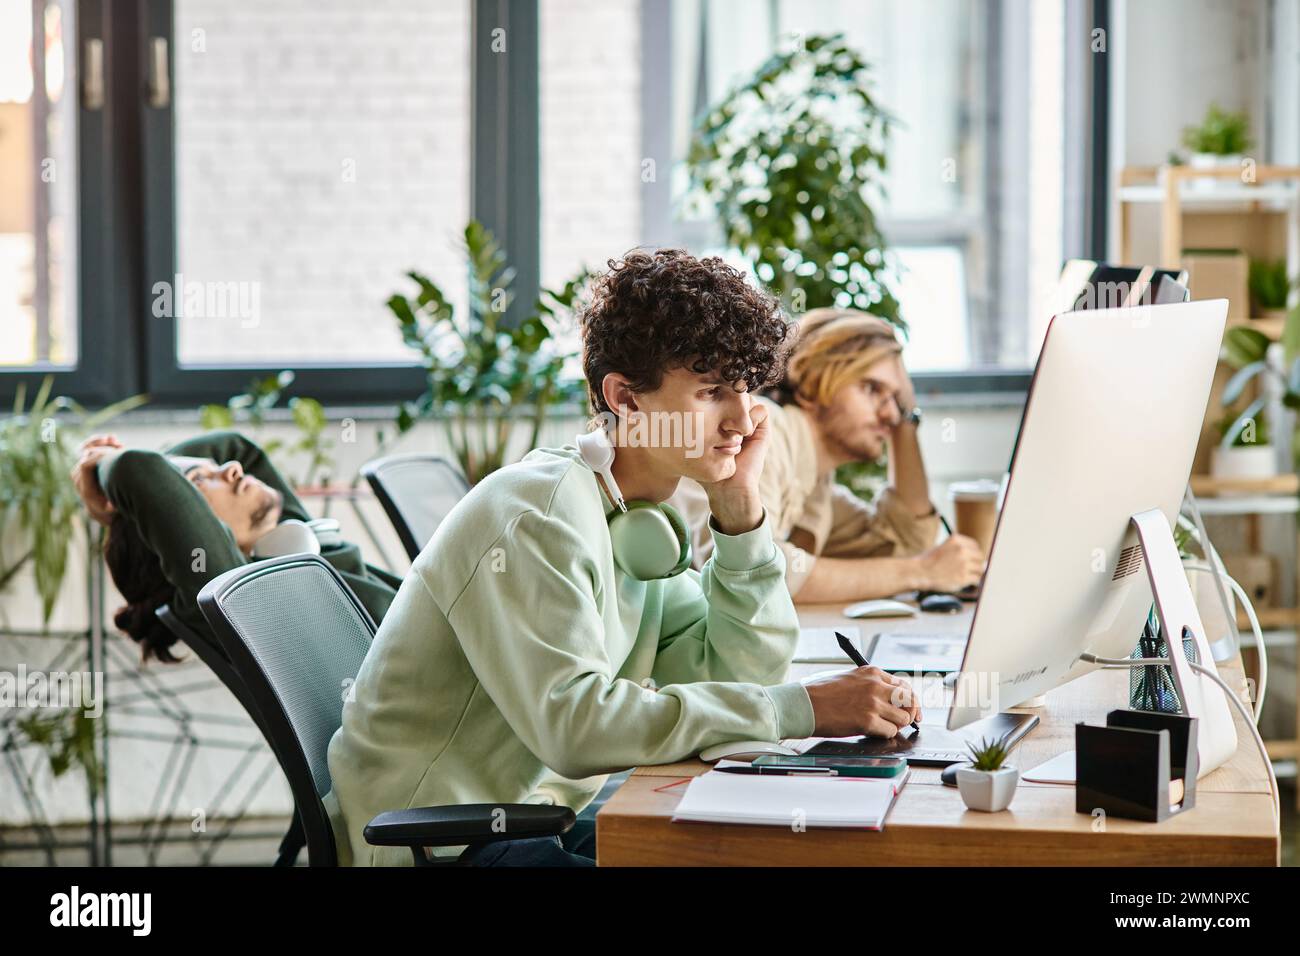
[363,803,575,849]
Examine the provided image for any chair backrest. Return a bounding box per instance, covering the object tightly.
[197,555,376,866]
[360,454,470,560]
[155,604,257,714]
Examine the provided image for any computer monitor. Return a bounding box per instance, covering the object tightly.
[948,299,1238,777]
[1058,259,1191,312]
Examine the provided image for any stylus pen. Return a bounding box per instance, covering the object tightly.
[715,766,836,776]
[939,514,954,536]
[835,631,921,733]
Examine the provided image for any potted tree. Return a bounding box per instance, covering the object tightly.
[956,735,1020,812]
[1180,103,1251,192]
[386,221,589,485]
[685,33,902,329]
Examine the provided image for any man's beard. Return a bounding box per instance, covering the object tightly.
[251,486,284,529]
[817,407,884,463]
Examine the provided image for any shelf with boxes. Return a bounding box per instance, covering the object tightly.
[1121,164,1300,797]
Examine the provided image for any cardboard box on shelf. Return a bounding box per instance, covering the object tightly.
[1182,251,1249,319]
[1220,551,1277,609]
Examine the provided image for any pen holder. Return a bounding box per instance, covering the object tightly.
[1128,610,1199,714]
[1075,710,1199,823]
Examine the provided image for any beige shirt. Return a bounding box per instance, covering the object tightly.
[669,398,941,596]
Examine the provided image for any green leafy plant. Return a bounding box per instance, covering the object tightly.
[686,33,902,328]
[0,378,146,622]
[835,459,886,503]
[13,709,104,787]
[1216,324,1300,461]
[1248,258,1293,312]
[200,371,334,487]
[966,734,1012,772]
[1181,103,1251,156]
[1216,408,1271,448]
[387,221,589,485]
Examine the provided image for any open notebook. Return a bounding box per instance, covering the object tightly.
[672,769,910,830]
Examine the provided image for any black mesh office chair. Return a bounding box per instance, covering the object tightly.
[196,554,574,866]
[360,455,470,560]
[155,605,306,866]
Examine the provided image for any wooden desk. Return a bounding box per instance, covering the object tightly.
[597,604,1280,866]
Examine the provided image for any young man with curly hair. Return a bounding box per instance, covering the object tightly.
[324,250,922,866]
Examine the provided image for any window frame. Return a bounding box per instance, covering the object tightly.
[2,0,138,407]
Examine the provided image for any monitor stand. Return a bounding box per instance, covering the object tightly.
[1026,509,1240,785]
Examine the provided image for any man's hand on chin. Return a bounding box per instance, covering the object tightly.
[699,401,768,536]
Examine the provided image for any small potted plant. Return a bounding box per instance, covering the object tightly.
[1248,258,1293,321]
[1181,103,1251,191]
[956,735,1019,812]
[1210,325,1299,486]
[1212,408,1277,484]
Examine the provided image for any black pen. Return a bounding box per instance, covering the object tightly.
[835,630,921,733]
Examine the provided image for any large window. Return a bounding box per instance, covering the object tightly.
[171,0,470,367]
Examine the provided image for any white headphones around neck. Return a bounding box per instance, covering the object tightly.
[576,429,691,581]
[249,518,342,559]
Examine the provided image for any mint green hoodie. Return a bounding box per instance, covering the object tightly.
[323,445,815,865]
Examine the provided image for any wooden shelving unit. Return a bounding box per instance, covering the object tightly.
[1190,474,1300,497]
[1121,165,1300,802]
[1119,164,1300,273]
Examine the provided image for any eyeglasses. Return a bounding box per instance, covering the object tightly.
[862,379,904,416]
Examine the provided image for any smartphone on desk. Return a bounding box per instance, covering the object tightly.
[751,754,907,777]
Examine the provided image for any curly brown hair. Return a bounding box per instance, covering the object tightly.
[580,248,791,414]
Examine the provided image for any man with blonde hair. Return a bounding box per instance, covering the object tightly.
[671,307,984,602]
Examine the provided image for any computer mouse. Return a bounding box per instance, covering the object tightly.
[699,740,798,762]
[940,763,966,787]
[844,599,919,619]
[919,593,964,614]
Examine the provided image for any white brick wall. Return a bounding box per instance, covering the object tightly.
[173,0,471,364]
[539,0,642,288]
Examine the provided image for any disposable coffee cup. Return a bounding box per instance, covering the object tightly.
[949,479,1000,556]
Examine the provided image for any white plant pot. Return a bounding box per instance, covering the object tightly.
[1210,445,1278,489]
[1188,152,1241,191]
[956,765,1019,812]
